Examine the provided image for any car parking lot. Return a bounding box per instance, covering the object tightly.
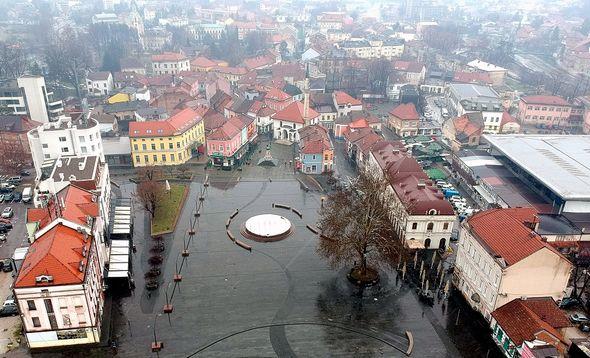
[0,174,32,261]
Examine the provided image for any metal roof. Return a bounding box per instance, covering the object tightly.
[484,135,590,200]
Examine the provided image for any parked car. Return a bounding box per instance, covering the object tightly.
[560,297,581,308]
[19,170,30,176]
[0,305,17,317]
[580,324,590,332]
[2,260,12,273]
[12,192,21,202]
[7,176,21,184]
[0,220,12,230]
[0,194,3,203]
[1,207,13,218]
[3,192,13,202]
[2,295,15,308]
[0,234,6,242]
[570,313,589,324]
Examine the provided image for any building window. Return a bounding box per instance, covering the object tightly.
[443,223,449,230]
[411,222,417,230]
[61,147,69,153]
[91,145,95,151]
[312,155,316,160]
[62,314,71,326]
[77,313,86,325]
[177,142,180,148]
[170,154,175,161]
[135,155,140,163]
[78,136,85,143]
[44,154,50,159]
[144,155,148,163]
[89,134,93,141]
[42,143,48,148]
[153,155,157,162]
[81,146,87,153]
[162,154,166,162]
[427,222,434,231]
[134,144,138,150]
[32,317,41,327]
[27,300,36,310]
[169,143,173,149]
[59,136,66,142]
[160,143,164,150]
[151,144,156,150]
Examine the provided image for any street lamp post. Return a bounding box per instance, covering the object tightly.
[151,313,163,354]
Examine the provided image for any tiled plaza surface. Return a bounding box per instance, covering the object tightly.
[107,178,501,358]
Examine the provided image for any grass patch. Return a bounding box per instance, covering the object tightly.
[151,184,187,235]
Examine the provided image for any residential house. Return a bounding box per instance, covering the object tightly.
[27,118,105,178]
[442,112,483,152]
[336,39,405,59]
[143,29,172,51]
[454,208,572,320]
[333,91,363,117]
[206,115,256,167]
[453,71,493,86]
[99,100,149,133]
[113,72,145,89]
[298,125,334,174]
[151,52,190,75]
[467,60,508,85]
[129,107,205,167]
[14,222,104,349]
[517,95,572,129]
[211,66,248,86]
[190,56,221,72]
[490,298,572,358]
[0,115,41,166]
[388,103,419,137]
[334,114,381,138]
[393,61,426,85]
[446,83,503,117]
[247,101,275,133]
[264,87,293,112]
[344,127,384,168]
[272,98,319,142]
[311,93,338,130]
[561,39,590,74]
[86,72,114,97]
[367,141,455,250]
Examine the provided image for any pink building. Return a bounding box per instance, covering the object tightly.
[517,95,571,128]
[206,115,256,167]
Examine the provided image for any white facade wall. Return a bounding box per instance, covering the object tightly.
[14,241,104,349]
[273,119,303,142]
[17,77,51,123]
[27,119,105,178]
[152,59,190,75]
[86,75,114,97]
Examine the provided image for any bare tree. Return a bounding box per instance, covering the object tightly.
[0,135,31,174]
[135,179,165,219]
[0,43,28,79]
[44,27,92,99]
[244,30,268,56]
[137,166,162,181]
[317,169,406,284]
[367,58,391,96]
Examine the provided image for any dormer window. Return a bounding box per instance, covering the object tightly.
[35,275,54,284]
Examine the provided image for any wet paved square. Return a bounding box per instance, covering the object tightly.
[110,179,494,357]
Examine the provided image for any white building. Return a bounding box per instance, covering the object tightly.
[14,221,104,349]
[86,72,114,97]
[27,118,105,178]
[336,39,405,59]
[151,52,190,75]
[367,142,456,250]
[0,76,65,123]
[467,59,508,86]
[454,208,572,321]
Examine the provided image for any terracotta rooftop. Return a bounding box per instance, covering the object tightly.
[15,224,92,288]
[393,60,424,73]
[152,52,187,62]
[389,103,419,120]
[521,95,570,106]
[491,297,570,346]
[467,208,565,266]
[130,107,203,137]
[334,91,362,106]
[265,87,291,101]
[272,101,319,124]
[191,56,217,68]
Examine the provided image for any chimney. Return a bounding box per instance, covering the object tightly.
[417,179,426,189]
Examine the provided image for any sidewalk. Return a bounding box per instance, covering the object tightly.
[0,273,21,355]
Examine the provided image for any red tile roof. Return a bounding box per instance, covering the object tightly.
[393,60,424,73]
[191,56,217,68]
[130,107,203,137]
[389,103,419,120]
[15,224,92,288]
[265,87,291,101]
[453,115,483,137]
[207,120,241,141]
[152,52,187,62]
[26,185,99,230]
[213,66,248,75]
[243,54,275,70]
[370,143,453,216]
[453,71,492,85]
[467,208,563,266]
[334,91,362,106]
[272,101,319,124]
[491,297,570,346]
[500,111,517,127]
[521,95,570,106]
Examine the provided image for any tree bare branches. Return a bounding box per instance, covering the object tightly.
[317,169,406,281]
[135,178,164,219]
[0,43,28,79]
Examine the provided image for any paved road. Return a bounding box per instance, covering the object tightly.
[0,200,29,261]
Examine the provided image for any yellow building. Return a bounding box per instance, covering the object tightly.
[107,92,131,104]
[129,108,205,167]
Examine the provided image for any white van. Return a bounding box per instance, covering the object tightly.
[21,187,32,203]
